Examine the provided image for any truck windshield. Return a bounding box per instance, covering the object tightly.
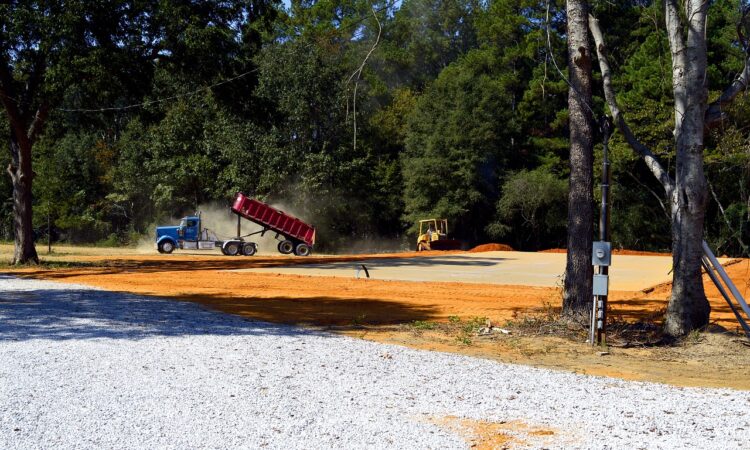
[180,219,187,228]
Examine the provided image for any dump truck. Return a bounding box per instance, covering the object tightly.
[155,192,316,256]
[415,218,462,251]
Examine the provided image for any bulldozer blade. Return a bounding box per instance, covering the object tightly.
[428,239,462,251]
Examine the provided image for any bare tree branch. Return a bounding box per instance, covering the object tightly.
[705,58,750,128]
[707,177,749,255]
[27,102,49,144]
[0,59,32,148]
[625,170,670,220]
[20,53,47,122]
[705,6,750,129]
[588,14,675,196]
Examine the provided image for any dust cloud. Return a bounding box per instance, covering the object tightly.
[134,223,158,253]
[197,202,283,255]
[132,196,409,256]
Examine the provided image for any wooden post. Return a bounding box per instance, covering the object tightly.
[47,201,51,254]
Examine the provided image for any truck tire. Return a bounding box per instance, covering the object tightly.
[277,240,294,254]
[223,241,240,256]
[159,240,175,254]
[294,243,312,257]
[242,243,257,256]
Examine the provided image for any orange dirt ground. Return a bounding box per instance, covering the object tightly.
[4,246,750,389]
[11,252,748,329]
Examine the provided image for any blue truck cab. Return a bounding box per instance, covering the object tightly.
[155,216,201,254]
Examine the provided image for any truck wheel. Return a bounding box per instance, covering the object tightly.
[294,243,312,257]
[277,240,294,254]
[159,240,175,254]
[242,243,257,256]
[223,241,240,256]
[417,242,429,252]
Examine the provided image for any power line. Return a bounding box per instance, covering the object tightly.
[57,68,258,113]
[7,1,401,115]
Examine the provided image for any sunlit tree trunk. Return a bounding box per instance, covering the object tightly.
[589,1,716,336]
[563,0,594,317]
[662,0,710,335]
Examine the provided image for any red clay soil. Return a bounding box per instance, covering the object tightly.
[468,243,514,252]
[8,253,749,331]
[6,250,750,389]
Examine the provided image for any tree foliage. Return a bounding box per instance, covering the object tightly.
[0,0,748,260]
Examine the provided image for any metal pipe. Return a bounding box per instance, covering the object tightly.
[702,240,750,321]
[702,257,750,338]
[595,118,612,346]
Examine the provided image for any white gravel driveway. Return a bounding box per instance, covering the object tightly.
[0,275,748,449]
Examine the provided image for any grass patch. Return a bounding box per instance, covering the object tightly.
[405,316,489,346]
[453,316,488,345]
[411,320,437,330]
[0,259,95,270]
[351,313,368,327]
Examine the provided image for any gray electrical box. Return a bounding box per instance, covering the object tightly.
[592,241,612,266]
[593,274,609,296]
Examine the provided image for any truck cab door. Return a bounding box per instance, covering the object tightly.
[184,219,199,241]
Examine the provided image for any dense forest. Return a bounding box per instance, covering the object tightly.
[1,0,749,255]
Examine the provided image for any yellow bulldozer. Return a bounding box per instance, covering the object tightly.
[416,219,462,251]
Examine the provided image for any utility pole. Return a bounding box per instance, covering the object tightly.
[590,118,612,346]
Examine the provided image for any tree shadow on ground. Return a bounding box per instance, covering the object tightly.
[609,296,739,327]
[0,281,440,342]
[11,253,510,280]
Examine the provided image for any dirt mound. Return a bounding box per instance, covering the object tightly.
[469,243,514,253]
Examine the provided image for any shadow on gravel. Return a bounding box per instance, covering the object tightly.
[0,281,440,342]
[0,287,343,342]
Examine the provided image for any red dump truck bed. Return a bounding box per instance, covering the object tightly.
[231,193,316,246]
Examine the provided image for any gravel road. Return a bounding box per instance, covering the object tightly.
[1,275,748,449]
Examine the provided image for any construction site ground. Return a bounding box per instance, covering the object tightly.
[3,244,749,390]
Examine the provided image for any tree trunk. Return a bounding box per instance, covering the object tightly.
[663,0,710,336]
[590,2,730,336]
[563,0,595,317]
[8,134,39,265]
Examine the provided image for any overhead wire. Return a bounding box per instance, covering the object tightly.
[544,0,600,130]
[57,68,258,113]
[347,1,383,152]
[5,1,402,116]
